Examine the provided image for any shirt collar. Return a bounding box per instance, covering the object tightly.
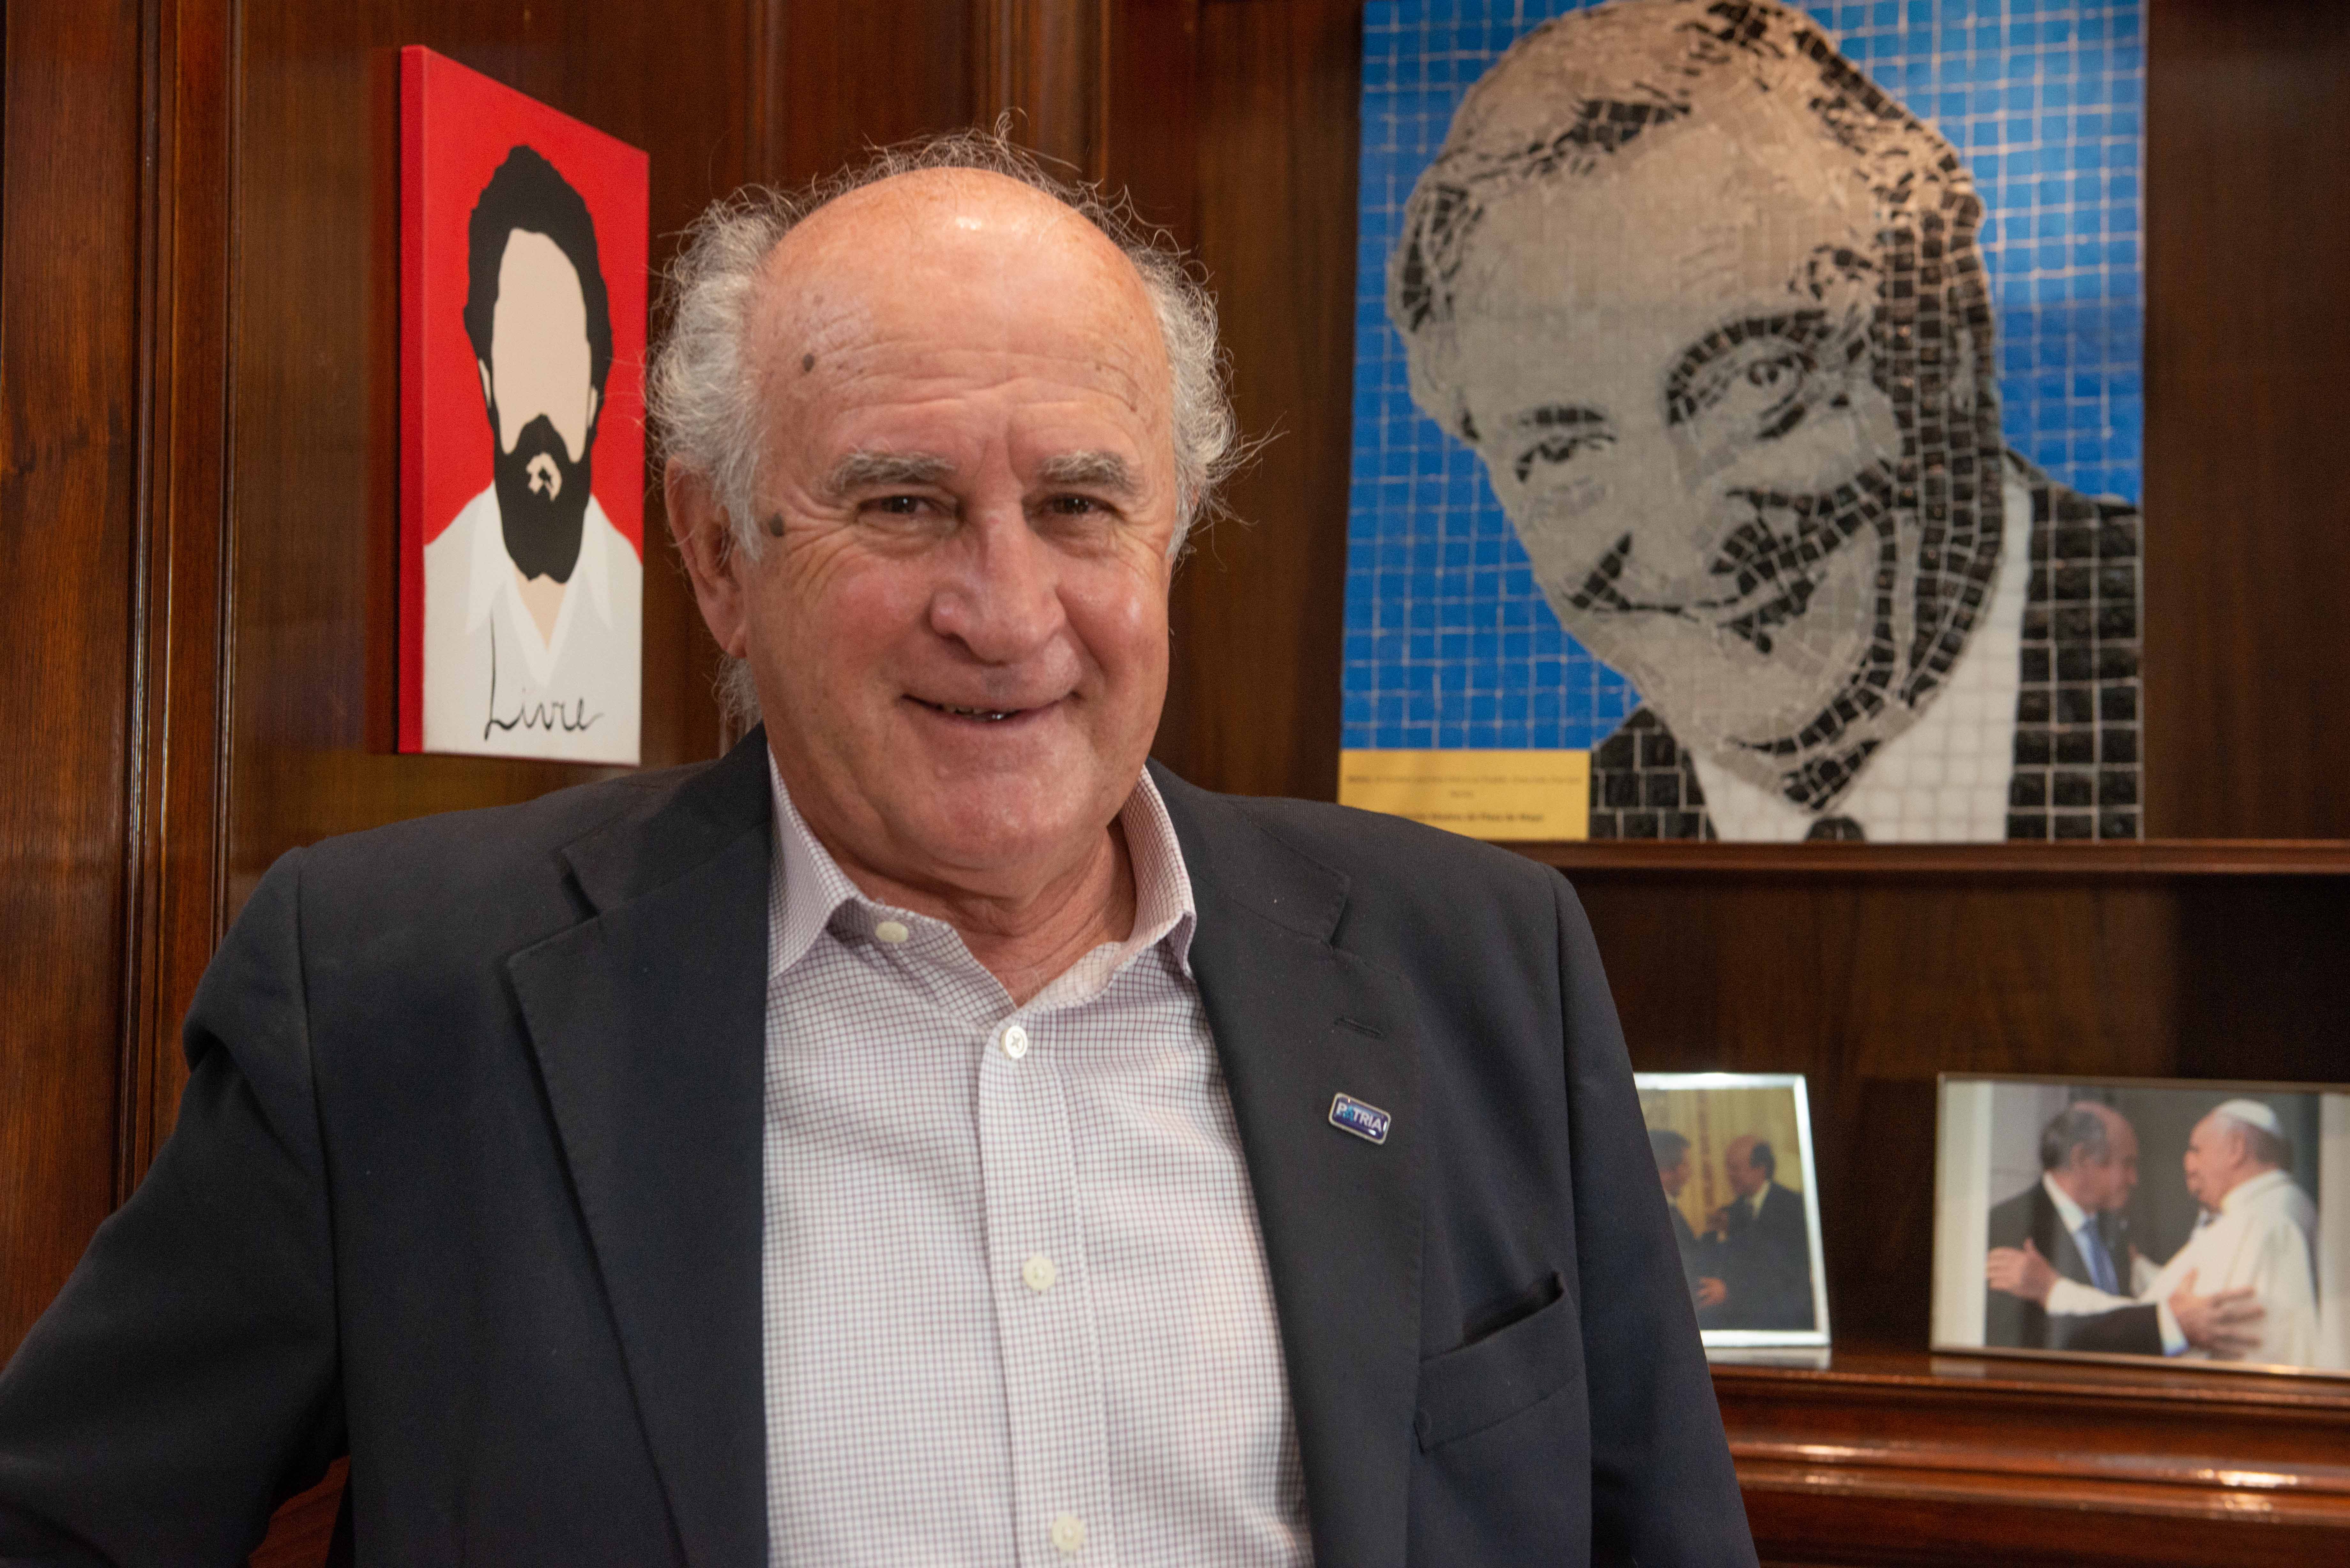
[765,754,1198,981]
[2041,1171,2093,1235]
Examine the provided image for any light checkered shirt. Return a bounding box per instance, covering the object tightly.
[762,758,1313,1567]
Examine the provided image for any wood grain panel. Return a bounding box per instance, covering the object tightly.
[1719,1349,2350,1566]
[0,0,146,1358]
[774,0,976,180]
[2143,0,2350,838]
[1148,0,1359,802]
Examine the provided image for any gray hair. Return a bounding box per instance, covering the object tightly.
[647,130,1240,727]
[2212,1111,2291,1172]
[2040,1104,2114,1173]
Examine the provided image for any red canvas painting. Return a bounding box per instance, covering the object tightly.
[400,47,648,763]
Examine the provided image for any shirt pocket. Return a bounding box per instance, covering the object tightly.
[1413,1272,1583,1452]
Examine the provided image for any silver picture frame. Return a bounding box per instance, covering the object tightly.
[1932,1073,2349,1379]
[1636,1072,1831,1351]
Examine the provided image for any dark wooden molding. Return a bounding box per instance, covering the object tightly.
[118,0,239,1195]
[1717,1348,2350,1565]
[1510,838,2350,878]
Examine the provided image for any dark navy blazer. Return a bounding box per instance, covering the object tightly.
[0,732,1755,1566]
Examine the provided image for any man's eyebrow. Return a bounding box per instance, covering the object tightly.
[821,450,956,498]
[1036,450,1140,495]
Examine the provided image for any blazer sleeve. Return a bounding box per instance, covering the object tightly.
[1552,876,1758,1567]
[0,852,345,1565]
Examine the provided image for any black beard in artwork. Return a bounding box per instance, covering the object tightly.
[493,411,594,584]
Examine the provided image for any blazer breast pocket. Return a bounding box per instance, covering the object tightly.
[1414,1272,1582,1452]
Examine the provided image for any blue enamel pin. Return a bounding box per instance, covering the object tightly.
[1329,1093,1392,1145]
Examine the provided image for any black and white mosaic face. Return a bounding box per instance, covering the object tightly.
[1448,115,1907,782]
[1393,0,2010,812]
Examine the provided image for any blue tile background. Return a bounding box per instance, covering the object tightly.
[1344,0,2144,751]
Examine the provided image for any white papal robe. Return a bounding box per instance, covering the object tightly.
[2047,1167,2319,1367]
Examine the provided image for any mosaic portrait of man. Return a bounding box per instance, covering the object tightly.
[1385,0,2142,841]
[421,143,642,762]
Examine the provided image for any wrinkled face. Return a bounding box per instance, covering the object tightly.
[2068,1112,2141,1212]
[1724,1137,1765,1199]
[727,174,1180,893]
[482,230,601,582]
[2183,1114,2247,1209]
[1444,117,1909,780]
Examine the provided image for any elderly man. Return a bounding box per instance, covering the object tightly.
[1706,1136,1813,1332]
[1980,1103,2145,1350]
[0,138,1751,1565]
[1993,1100,2318,1366]
[1388,0,2143,842]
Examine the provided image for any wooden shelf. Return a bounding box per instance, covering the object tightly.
[1507,838,2350,877]
[1712,1344,2350,1566]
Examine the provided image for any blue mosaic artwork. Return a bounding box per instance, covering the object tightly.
[1344,0,2144,844]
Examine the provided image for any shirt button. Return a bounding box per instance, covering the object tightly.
[1050,1513,1086,1555]
[1000,1023,1030,1060]
[1022,1253,1057,1293]
[874,919,910,945]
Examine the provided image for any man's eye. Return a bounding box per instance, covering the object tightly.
[1041,494,1106,517]
[1513,433,1612,485]
[1692,344,1816,441]
[1745,352,1803,392]
[869,495,926,516]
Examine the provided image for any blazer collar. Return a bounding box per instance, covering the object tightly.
[1150,762,1424,1568]
[508,729,774,1568]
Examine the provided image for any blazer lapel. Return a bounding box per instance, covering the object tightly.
[1154,765,1423,1568]
[508,737,773,1567]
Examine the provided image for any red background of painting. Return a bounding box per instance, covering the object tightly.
[398,46,648,750]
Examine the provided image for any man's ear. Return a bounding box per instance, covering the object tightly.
[666,459,752,660]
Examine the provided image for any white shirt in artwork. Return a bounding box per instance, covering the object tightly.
[2047,1167,2320,1367]
[422,483,641,764]
[1689,466,2034,842]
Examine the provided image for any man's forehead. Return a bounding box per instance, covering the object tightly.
[1455,119,1873,322]
[746,171,1169,419]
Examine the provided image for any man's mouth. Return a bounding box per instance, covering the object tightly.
[912,697,1030,723]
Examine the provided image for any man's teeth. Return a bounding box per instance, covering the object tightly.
[932,701,1017,721]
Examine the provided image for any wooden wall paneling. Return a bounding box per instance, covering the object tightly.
[1102,0,1201,246]
[1144,0,1360,803]
[2142,0,2350,839]
[773,0,976,180]
[121,0,237,1186]
[0,0,147,1358]
[972,0,1107,179]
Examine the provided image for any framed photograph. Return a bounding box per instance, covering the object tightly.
[1933,1075,2350,1377]
[399,47,648,764]
[1636,1072,1830,1349]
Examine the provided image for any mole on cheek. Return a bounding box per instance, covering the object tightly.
[801,353,815,373]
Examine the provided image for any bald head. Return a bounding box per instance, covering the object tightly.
[740,170,1174,525]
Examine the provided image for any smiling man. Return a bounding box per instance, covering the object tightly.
[0,135,1750,1565]
[1390,0,2143,842]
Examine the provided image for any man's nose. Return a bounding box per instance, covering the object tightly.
[927,503,1064,662]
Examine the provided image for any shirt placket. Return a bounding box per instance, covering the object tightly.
[976,1006,1120,1568]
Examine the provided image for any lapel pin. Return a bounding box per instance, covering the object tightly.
[1329,1093,1391,1145]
